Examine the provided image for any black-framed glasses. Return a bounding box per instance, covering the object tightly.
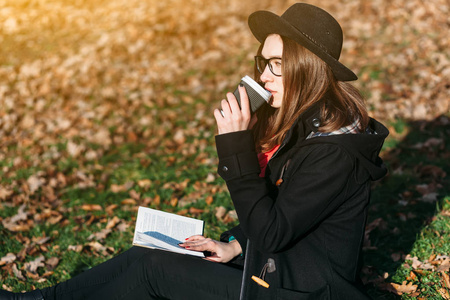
[255,56,282,77]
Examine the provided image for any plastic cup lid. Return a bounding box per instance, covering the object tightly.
[241,75,272,101]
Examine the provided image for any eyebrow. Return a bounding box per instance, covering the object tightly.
[261,55,282,59]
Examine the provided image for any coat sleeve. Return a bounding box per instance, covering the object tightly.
[215,130,355,253]
[220,224,247,259]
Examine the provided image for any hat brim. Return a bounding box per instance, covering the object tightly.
[248,11,357,81]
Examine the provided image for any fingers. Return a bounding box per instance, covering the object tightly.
[237,85,251,116]
[179,235,205,247]
[180,238,239,263]
[221,98,232,116]
[185,235,206,241]
[227,89,250,124]
[214,87,251,135]
[180,235,207,247]
[226,92,241,114]
[181,237,216,254]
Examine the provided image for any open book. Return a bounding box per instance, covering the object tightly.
[132,206,205,257]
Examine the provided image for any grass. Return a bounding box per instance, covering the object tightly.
[0,134,237,291]
[0,0,448,296]
[364,116,450,299]
[1,112,449,298]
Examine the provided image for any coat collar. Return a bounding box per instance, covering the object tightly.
[283,100,322,146]
[270,99,322,160]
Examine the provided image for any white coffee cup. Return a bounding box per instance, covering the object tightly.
[233,75,272,113]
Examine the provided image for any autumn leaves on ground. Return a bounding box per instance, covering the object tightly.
[0,0,449,299]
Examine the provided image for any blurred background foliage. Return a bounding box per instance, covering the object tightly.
[0,0,449,298]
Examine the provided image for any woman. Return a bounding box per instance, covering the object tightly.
[1,3,388,300]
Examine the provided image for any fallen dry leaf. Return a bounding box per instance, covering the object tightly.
[110,182,134,193]
[188,207,204,215]
[205,173,215,183]
[407,271,417,281]
[391,252,402,262]
[406,255,423,270]
[0,253,17,266]
[105,204,118,215]
[117,222,130,232]
[88,228,112,241]
[170,197,178,207]
[33,236,51,245]
[215,206,226,221]
[223,210,238,224]
[129,190,140,201]
[81,204,103,211]
[441,271,450,289]
[0,187,13,200]
[137,179,152,189]
[121,198,137,205]
[153,195,161,206]
[67,245,83,252]
[106,216,121,229]
[419,192,439,203]
[388,281,418,295]
[437,259,450,272]
[429,254,437,262]
[205,196,214,205]
[12,264,26,281]
[24,255,45,273]
[27,175,44,194]
[2,205,31,232]
[46,257,60,270]
[86,241,114,256]
[418,165,447,180]
[438,287,450,300]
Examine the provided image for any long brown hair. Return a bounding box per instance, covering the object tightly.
[253,35,369,152]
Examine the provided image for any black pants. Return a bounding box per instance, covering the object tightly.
[40,247,242,300]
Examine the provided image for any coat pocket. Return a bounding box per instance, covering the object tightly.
[276,285,330,300]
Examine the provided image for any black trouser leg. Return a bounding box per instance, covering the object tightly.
[41,247,242,300]
[41,247,150,300]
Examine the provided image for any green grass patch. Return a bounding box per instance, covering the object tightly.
[365,116,450,299]
[1,116,449,298]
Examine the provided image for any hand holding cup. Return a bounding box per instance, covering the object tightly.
[214,76,271,135]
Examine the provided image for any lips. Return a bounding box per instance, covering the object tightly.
[264,88,274,104]
[265,87,276,94]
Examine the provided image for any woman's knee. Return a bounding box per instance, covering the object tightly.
[122,246,152,264]
[134,248,166,278]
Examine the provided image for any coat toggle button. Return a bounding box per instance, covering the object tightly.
[312,118,320,128]
[251,258,276,288]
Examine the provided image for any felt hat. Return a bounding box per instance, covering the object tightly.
[248,3,357,81]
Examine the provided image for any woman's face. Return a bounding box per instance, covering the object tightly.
[260,34,284,108]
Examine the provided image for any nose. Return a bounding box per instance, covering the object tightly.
[259,64,273,83]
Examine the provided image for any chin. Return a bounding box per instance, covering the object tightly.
[270,100,282,108]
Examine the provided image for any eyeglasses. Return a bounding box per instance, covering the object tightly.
[255,56,282,77]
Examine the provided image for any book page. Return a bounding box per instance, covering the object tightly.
[133,206,205,257]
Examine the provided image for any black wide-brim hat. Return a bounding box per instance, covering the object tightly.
[248,3,357,81]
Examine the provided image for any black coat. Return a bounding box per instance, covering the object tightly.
[215,100,389,300]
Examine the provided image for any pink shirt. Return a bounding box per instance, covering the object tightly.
[258,145,281,177]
